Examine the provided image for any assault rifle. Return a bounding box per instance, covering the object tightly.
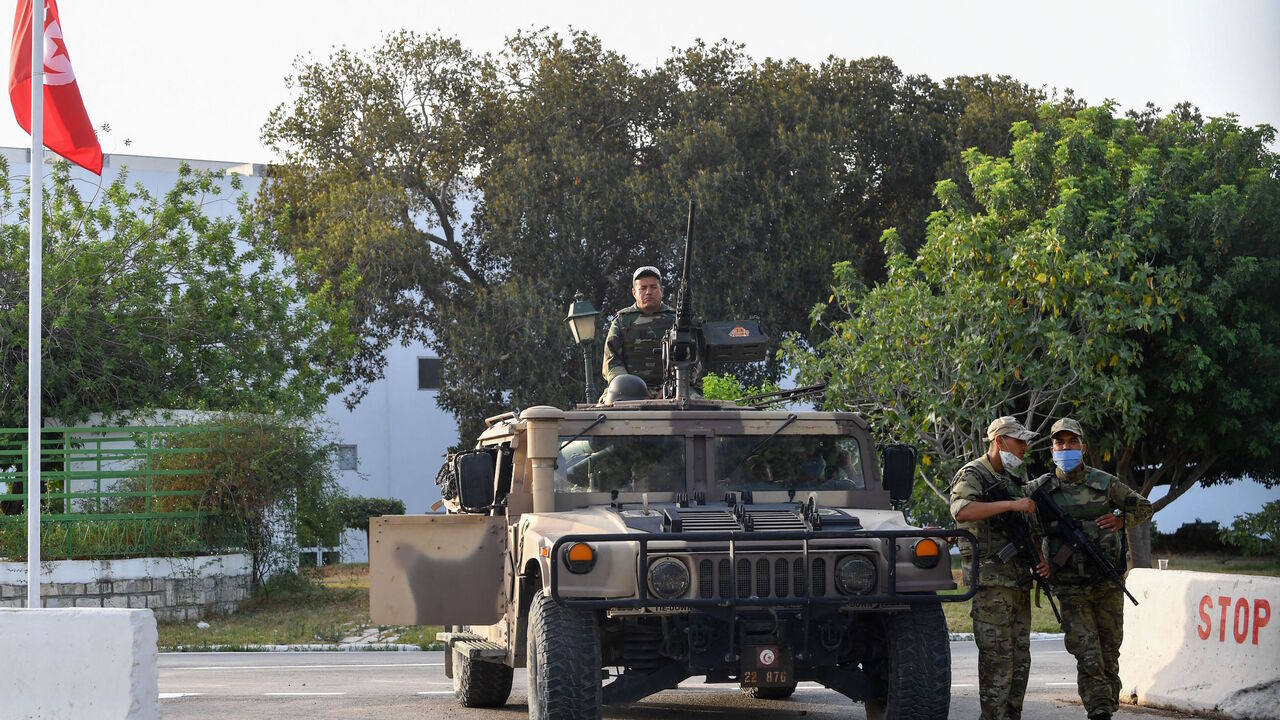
[1029,480,1139,606]
[983,480,1061,623]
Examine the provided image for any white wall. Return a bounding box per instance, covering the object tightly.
[328,342,457,561]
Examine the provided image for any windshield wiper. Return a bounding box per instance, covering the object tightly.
[721,413,798,482]
[559,414,607,451]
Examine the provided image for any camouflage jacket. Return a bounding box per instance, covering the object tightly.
[602,303,675,389]
[949,455,1037,588]
[1027,465,1152,587]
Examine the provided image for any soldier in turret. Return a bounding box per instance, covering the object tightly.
[1029,418,1152,720]
[950,415,1045,720]
[602,266,676,393]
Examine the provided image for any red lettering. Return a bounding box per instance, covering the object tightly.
[1254,599,1271,645]
[1197,595,1213,640]
[1219,596,1232,642]
[1234,598,1250,643]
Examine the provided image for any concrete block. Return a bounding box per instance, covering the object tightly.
[128,595,147,609]
[75,598,102,608]
[104,595,130,609]
[0,608,159,719]
[1120,569,1279,720]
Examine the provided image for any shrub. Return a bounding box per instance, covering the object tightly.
[1220,500,1280,559]
[149,417,347,588]
[335,496,406,549]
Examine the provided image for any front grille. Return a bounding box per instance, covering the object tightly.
[684,554,838,602]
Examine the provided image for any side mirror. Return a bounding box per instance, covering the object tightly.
[455,451,495,510]
[881,444,916,504]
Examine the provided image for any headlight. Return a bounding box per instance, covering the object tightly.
[835,555,877,595]
[912,538,941,569]
[561,542,596,574]
[647,558,690,599]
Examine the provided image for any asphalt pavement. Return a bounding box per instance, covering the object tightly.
[159,637,1191,719]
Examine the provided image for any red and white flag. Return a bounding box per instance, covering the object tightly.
[9,0,101,174]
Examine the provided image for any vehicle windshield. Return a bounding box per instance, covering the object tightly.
[556,435,686,493]
[716,435,865,492]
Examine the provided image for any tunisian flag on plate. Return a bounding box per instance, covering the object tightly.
[9,0,101,174]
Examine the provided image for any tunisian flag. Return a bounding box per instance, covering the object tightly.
[9,0,101,174]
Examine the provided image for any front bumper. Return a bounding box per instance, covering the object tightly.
[549,527,977,610]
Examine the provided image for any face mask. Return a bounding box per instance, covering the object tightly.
[999,450,1023,471]
[1053,449,1083,472]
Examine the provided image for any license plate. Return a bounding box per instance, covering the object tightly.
[741,645,793,687]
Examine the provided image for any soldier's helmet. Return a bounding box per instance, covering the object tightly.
[601,374,650,403]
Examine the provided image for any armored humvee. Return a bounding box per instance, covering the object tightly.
[369,203,976,720]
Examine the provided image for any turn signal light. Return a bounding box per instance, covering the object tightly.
[912,538,941,569]
[563,542,596,574]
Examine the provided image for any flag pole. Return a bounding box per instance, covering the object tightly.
[27,0,45,611]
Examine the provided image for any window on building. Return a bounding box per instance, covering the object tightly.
[418,357,442,390]
[337,444,358,472]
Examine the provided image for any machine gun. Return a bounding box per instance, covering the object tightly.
[661,200,769,400]
[1030,480,1139,606]
[982,479,1061,623]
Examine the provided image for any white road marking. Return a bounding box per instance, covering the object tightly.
[1046,682,1077,687]
[158,693,201,699]
[263,692,347,696]
[175,663,443,671]
[952,684,975,688]
[417,691,456,695]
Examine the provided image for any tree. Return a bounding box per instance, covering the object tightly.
[786,104,1279,553]
[257,29,1055,442]
[1100,106,1280,565]
[0,159,354,433]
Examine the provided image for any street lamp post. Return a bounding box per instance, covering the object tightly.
[566,293,601,403]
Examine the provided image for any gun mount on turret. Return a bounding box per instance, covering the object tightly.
[661,200,770,400]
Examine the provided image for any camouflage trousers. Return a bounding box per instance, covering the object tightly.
[1057,582,1124,718]
[971,585,1032,720]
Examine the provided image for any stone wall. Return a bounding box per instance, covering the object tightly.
[0,553,252,621]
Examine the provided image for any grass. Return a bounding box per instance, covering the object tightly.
[156,564,442,651]
[1152,553,1280,577]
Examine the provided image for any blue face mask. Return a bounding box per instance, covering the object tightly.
[1053,449,1084,472]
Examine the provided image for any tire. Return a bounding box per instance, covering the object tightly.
[741,683,797,700]
[527,590,602,720]
[452,647,513,708]
[864,601,950,720]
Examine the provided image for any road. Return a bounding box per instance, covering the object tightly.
[159,638,1190,719]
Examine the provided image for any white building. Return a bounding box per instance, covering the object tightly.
[2,147,457,561]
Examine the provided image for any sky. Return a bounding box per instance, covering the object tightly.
[3,0,1278,529]
[1,0,1275,162]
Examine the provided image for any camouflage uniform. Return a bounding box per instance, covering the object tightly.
[1028,464,1152,719]
[950,455,1035,720]
[602,303,675,390]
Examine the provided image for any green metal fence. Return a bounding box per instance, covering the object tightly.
[0,426,248,560]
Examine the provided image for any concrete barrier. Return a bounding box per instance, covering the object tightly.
[0,608,159,719]
[1119,568,1279,720]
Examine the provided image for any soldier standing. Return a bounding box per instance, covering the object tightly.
[1030,418,1152,720]
[950,416,1044,720]
[602,266,676,393]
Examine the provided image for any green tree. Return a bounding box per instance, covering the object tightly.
[787,105,1279,564]
[1100,105,1280,566]
[0,159,354,432]
[258,30,1056,442]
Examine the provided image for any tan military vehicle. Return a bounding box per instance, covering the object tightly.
[370,204,977,720]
